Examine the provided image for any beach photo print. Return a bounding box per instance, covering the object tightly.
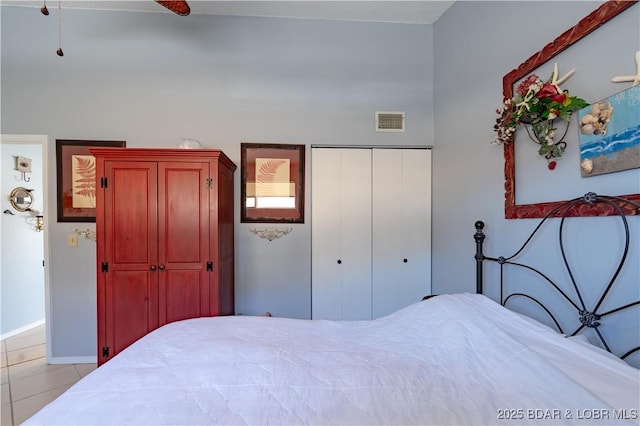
[578,85,640,177]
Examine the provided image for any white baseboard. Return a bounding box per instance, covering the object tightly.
[48,356,97,365]
[0,319,45,341]
[1,320,96,365]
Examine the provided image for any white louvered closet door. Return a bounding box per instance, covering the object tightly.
[372,149,432,318]
[311,148,372,320]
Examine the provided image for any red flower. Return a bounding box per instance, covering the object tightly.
[517,74,540,97]
[550,93,566,104]
[548,160,557,170]
[536,83,561,99]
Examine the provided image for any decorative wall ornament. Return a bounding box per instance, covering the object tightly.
[612,51,640,87]
[9,187,34,212]
[249,227,292,241]
[493,63,588,169]
[15,156,32,181]
[72,227,97,242]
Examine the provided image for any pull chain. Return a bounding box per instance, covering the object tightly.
[40,0,49,15]
[56,0,63,56]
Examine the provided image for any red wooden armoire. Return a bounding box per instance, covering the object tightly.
[91,148,236,366]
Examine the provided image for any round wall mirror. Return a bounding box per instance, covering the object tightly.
[9,187,34,212]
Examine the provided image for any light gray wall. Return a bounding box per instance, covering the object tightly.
[3,2,638,364]
[1,141,45,336]
[433,1,640,365]
[1,6,434,359]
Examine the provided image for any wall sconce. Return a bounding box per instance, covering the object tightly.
[36,215,44,232]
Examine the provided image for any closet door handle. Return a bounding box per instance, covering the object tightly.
[337,259,342,264]
[158,265,166,271]
[403,258,408,263]
[150,265,157,271]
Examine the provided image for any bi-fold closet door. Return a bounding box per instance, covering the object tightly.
[311,148,373,320]
[311,147,432,320]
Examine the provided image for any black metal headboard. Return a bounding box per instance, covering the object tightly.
[475,192,640,362]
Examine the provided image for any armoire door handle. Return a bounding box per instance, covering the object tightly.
[158,265,166,271]
[150,265,157,271]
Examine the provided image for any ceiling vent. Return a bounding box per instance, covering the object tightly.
[375,111,405,132]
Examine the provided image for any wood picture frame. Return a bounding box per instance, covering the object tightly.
[241,143,305,223]
[56,139,126,222]
[503,0,640,218]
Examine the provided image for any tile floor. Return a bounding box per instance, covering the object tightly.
[1,325,96,425]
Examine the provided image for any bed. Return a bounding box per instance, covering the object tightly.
[25,193,640,426]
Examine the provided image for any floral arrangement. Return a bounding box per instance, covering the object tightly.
[493,63,588,168]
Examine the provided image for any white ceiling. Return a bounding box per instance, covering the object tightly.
[0,1,455,24]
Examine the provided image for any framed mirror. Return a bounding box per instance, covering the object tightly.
[9,187,34,212]
[503,0,640,218]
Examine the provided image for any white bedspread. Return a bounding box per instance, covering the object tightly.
[25,294,639,425]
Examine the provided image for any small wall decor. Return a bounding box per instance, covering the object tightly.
[249,227,293,241]
[612,51,640,87]
[56,139,125,222]
[9,187,34,212]
[241,143,305,223]
[72,227,97,242]
[15,156,32,181]
[493,63,588,168]
[578,85,640,177]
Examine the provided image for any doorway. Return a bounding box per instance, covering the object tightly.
[0,135,51,358]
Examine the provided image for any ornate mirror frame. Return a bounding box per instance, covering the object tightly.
[503,0,640,218]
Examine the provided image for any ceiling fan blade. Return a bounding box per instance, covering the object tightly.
[155,1,190,16]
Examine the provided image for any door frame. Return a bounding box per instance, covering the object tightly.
[0,134,52,359]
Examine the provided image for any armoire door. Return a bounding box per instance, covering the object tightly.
[95,148,236,365]
[157,162,211,325]
[102,161,159,356]
[102,161,212,354]
[311,148,372,320]
[372,149,432,318]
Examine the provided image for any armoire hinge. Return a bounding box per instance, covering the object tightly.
[101,262,109,272]
[100,177,108,188]
[206,261,213,271]
[206,178,213,189]
[102,346,109,357]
